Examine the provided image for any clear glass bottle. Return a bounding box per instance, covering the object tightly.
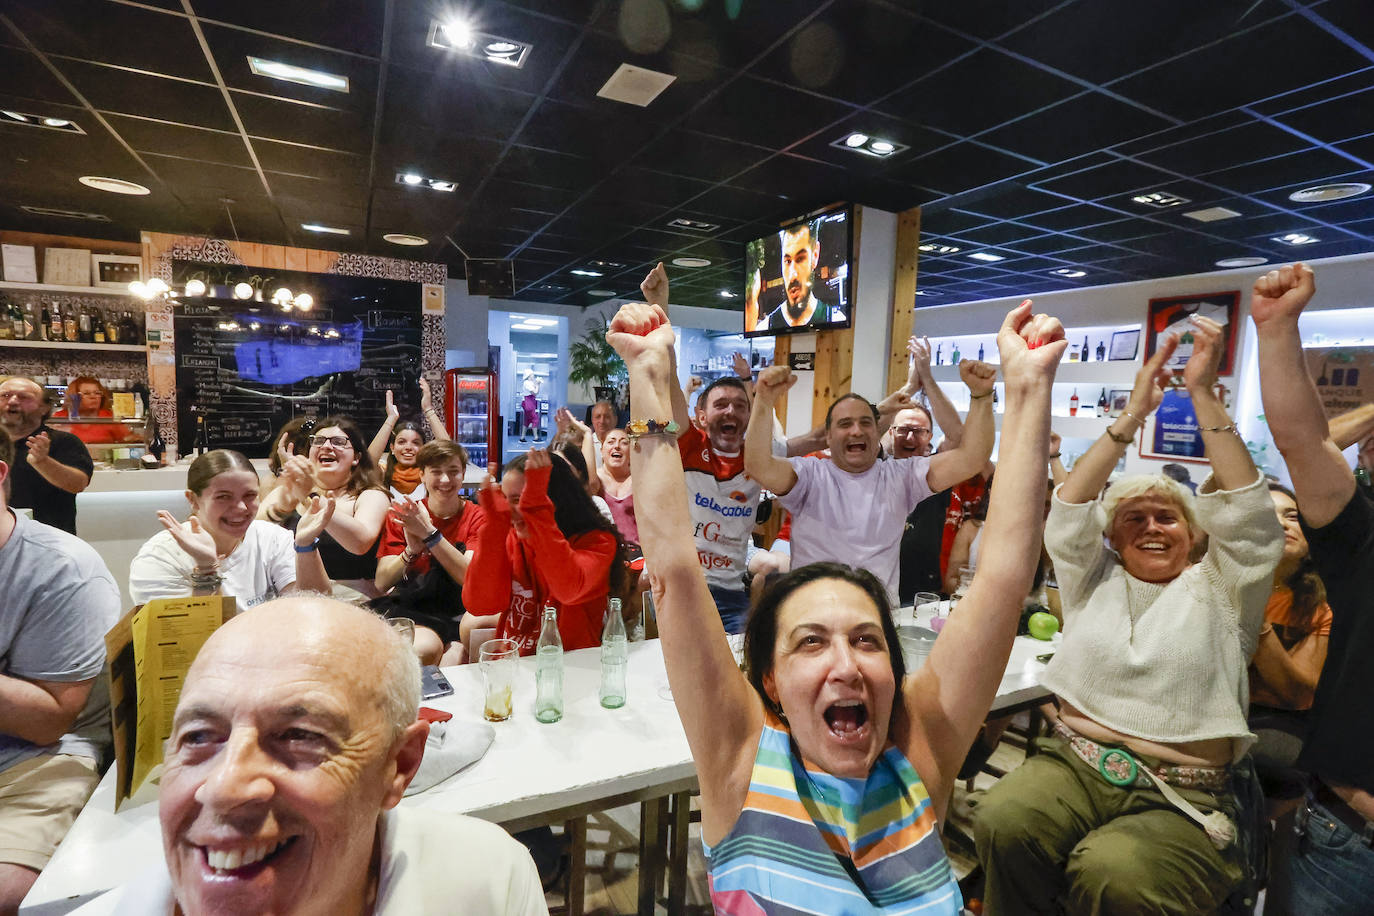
[534,605,564,723]
[599,598,628,709]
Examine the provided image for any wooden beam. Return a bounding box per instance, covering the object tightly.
[771,334,791,427]
[886,206,921,394]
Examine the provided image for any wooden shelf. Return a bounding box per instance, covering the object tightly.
[0,339,144,352]
[0,281,134,296]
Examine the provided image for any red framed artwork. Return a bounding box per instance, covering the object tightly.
[1144,290,1240,375]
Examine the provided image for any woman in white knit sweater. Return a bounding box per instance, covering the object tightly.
[974,317,1284,915]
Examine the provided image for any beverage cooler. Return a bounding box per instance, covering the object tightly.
[445,368,500,474]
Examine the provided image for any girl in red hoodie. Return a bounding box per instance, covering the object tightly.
[463,447,628,654]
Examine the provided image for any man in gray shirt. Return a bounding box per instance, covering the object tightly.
[0,429,121,912]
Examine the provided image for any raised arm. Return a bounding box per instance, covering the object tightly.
[926,359,997,492]
[1048,430,1068,487]
[1252,264,1354,526]
[369,390,400,465]
[1186,316,1260,490]
[640,262,692,434]
[1059,335,1178,504]
[745,366,800,495]
[1329,402,1374,452]
[607,300,762,843]
[900,301,1065,814]
[419,377,450,440]
[910,337,966,450]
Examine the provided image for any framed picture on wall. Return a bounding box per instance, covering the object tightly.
[1144,290,1240,375]
[1107,389,1131,418]
[1108,329,1140,361]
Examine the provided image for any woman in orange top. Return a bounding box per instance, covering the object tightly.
[53,376,137,444]
[1248,482,1333,805]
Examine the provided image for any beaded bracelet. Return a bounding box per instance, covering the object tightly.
[626,419,680,440]
[1105,426,1135,445]
[1199,423,1239,435]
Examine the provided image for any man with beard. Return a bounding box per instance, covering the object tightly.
[754,220,847,331]
[0,376,93,533]
[746,358,997,606]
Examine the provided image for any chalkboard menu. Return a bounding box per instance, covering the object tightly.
[171,262,424,459]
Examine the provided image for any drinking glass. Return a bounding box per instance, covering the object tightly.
[388,616,415,644]
[914,591,940,626]
[479,638,519,722]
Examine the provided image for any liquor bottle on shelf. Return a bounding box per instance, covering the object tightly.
[63,306,79,342]
[121,310,140,343]
[0,303,13,341]
[92,309,107,344]
[22,301,39,340]
[977,342,985,361]
[1069,389,1080,417]
[106,311,120,344]
[934,343,942,366]
[194,413,210,456]
[951,342,961,363]
[48,302,62,341]
[1097,388,1109,417]
[535,606,564,724]
[992,386,999,411]
[600,598,628,709]
[77,306,92,343]
[147,418,166,464]
[1096,340,1106,361]
[1080,337,1089,362]
[38,303,51,341]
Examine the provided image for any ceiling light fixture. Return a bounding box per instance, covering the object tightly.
[1216,256,1269,268]
[401,173,423,185]
[427,20,531,68]
[914,289,942,297]
[1,109,85,133]
[671,257,711,268]
[427,179,457,192]
[586,259,625,269]
[968,252,1005,262]
[667,217,718,232]
[247,56,349,93]
[719,290,738,298]
[1131,190,1191,208]
[78,176,150,195]
[184,278,207,297]
[588,289,616,297]
[570,268,602,277]
[918,243,960,255]
[19,205,109,221]
[596,64,677,107]
[383,233,428,246]
[1273,232,1319,246]
[1183,206,1242,223]
[1050,268,1086,278]
[394,172,457,192]
[1288,182,1371,203]
[532,283,569,292]
[301,223,349,235]
[830,130,909,158]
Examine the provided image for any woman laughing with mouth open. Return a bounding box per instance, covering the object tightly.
[610,297,1063,914]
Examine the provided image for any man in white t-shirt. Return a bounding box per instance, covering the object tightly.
[744,361,997,604]
[71,596,545,916]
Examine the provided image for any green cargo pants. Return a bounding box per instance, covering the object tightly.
[973,736,1245,915]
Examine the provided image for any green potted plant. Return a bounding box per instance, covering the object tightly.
[567,314,627,403]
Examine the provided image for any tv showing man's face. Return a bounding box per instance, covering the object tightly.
[781,226,817,318]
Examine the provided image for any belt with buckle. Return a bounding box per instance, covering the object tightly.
[1054,723,1230,793]
[1313,781,1374,847]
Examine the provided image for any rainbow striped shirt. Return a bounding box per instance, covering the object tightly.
[705,716,962,915]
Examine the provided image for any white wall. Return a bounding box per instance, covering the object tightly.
[851,206,897,400]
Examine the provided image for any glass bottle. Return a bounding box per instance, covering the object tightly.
[1096,339,1106,361]
[63,305,79,342]
[1080,337,1089,361]
[92,308,107,344]
[39,302,51,341]
[977,342,985,361]
[106,310,120,344]
[121,310,139,342]
[951,341,961,363]
[194,413,210,456]
[1069,389,1079,417]
[77,305,92,343]
[934,343,942,366]
[535,606,564,723]
[600,598,628,709]
[0,302,13,340]
[1097,388,1109,417]
[147,418,165,464]
[48,301,62,341]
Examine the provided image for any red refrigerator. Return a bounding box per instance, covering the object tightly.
[445,366,499,475]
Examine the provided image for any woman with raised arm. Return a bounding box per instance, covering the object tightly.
[130,449,333,606]
[974,317,1285,914]
[610,298,1062,914]
[368,378,451,499]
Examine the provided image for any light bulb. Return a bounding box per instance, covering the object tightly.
[272,287,293,303]
[293,293,313,311]
[128,281,148,298]
[146,278,169,294]
[233,282,254,300]
[184,278,206,296]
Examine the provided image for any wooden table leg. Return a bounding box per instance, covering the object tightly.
[638,796,667,915]
[565,816,587,916]
[667,790,690,915]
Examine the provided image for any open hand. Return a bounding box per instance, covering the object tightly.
[25,431,51,465]
[907,336,932,387]
[959,360,998,398]
[419,377,434,414]
[997,299,1067,387]
[606,301,675,368]
[686,375,704,397]
[392,495,434,537]
[295,494,335,546]
[1128,333,1180,418]
[732,351,751,379]
[525,447,551,472]
[1251,262,1315,329]
[1182,316,1225,393]
[640,262,669,308]
[157,510,218,568]
[754,364,796,405]
[384,389,400,422]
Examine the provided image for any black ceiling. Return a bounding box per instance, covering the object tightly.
[2,0,1373,309]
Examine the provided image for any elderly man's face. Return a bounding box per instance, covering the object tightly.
[160,610,416,916]
[888,407,933,459]
[0,378,46,435]
[591,403,617,437]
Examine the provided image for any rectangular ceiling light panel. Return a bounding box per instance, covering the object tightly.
[248,57,349,93]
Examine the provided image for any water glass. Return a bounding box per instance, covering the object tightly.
[914,591,940,625]
[388,616,415,644]
[479,638,519,722]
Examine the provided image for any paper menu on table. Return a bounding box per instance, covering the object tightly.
[105,596,236,808]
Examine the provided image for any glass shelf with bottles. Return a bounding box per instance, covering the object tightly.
[922,323,1142,381]
[949,382,1122,429]
[0,295,145,348]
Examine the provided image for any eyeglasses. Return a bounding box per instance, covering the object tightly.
[892,426,931,437]
[310,435,353,449]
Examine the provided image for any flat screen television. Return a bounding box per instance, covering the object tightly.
[743,204,853,338]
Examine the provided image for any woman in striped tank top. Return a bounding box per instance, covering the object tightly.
[608,289,1066,915]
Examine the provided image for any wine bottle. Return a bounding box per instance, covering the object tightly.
[535,606,564,724]
[1069,389,1079,417]
[194,413,210,456]
[1096,340,1106,361]
[93,309,107,344]
[934,343,942,366]
[1080,337,1089,361]
[39,303,51,341]
[78,306,92,343]
[1097,388,1109,417]
[148,418,166,463]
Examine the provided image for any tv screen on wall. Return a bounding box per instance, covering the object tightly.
[743,204,853,338]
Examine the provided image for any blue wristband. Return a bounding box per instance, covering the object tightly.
[294,538,320,553]
[422,528,443,550]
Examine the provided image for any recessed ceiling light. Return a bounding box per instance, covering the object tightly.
[719,290,738,298]
[586,259,625,269]
[667,217,718,232]
[383,233,428,246]
[247,56,349,93]
[1131,190,1190,208]
[532,282,569,292]
[570,268,602,277]
[830,131,908,158]
[914,289,942,297]
[1183,206,1242,223]
[1273,232,1319,246]
[20,205,109,221]
[671,257,711,268]
[78,176,150,195]
[1050,268,1086,278]
[395,172,456,192]
[1289,182,1372,203]
[427,20,531,68]
[427,179,457,192]
[301,223,349,235]
[596,63,677,107]
[588,289,616,297]
[968,252,1005,262]
[919,243,960,255]
[870,141,895,153]
[1,109,85,133]
[1216,256,1269,268]
[844,133,869,148]
[401,173,423,185]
